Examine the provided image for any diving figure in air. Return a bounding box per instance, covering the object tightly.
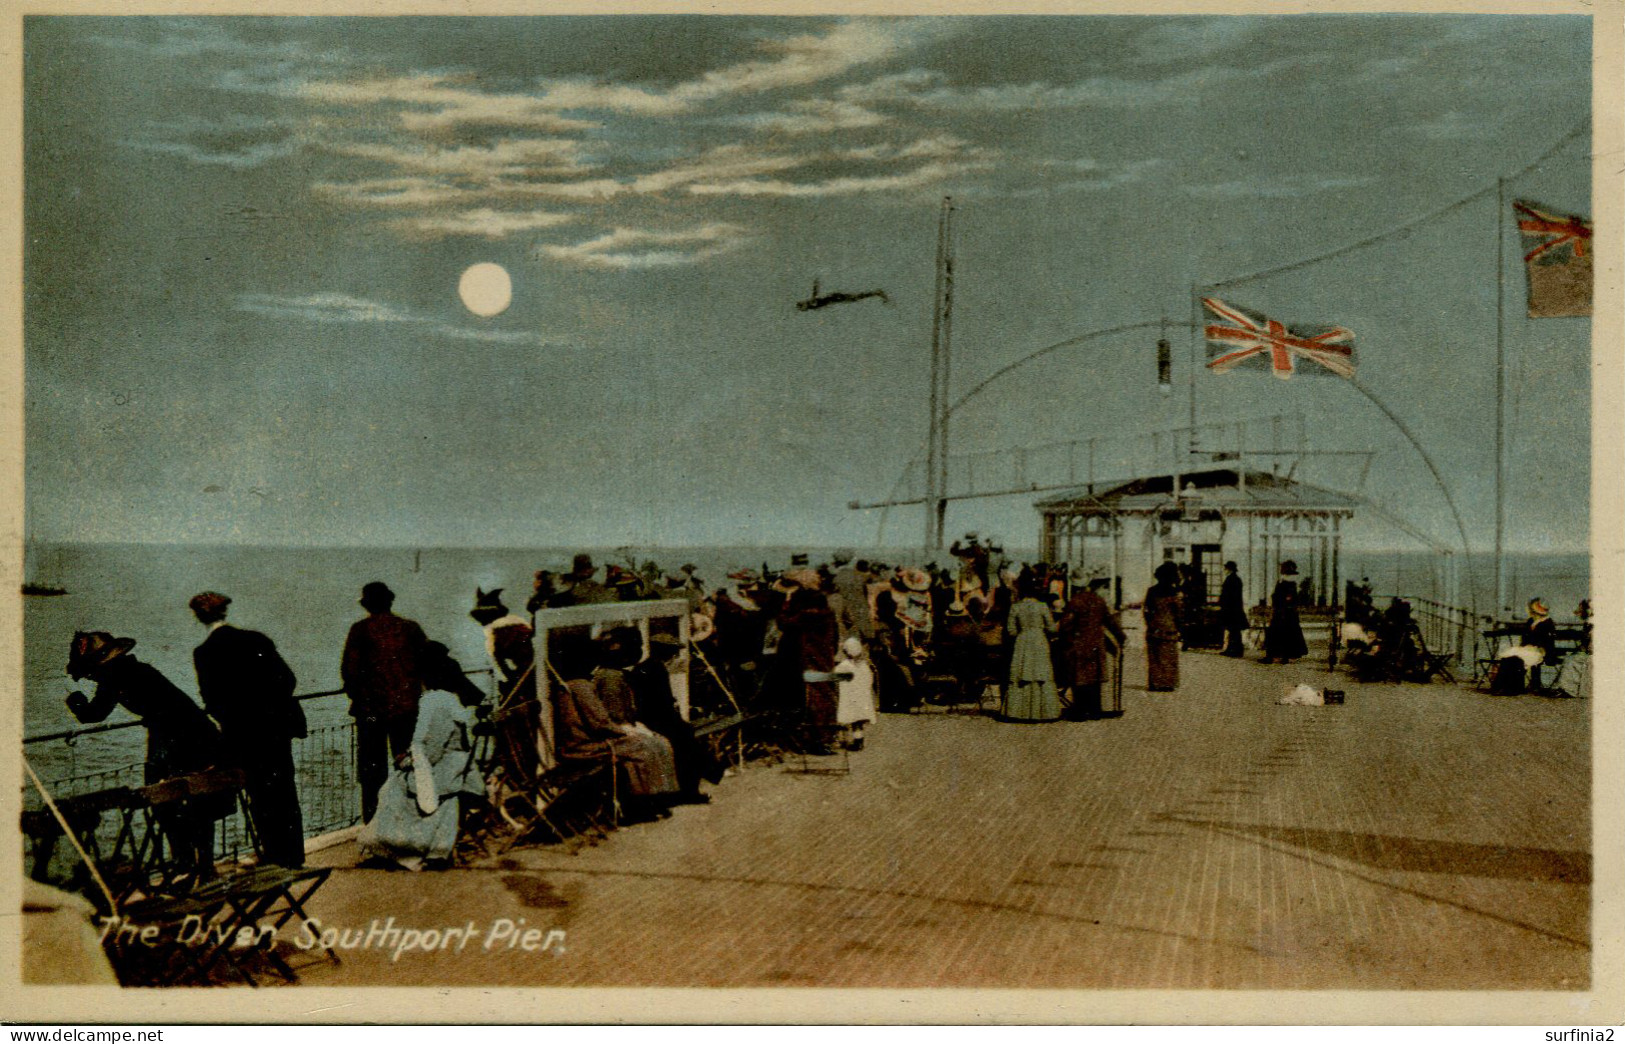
[796,279,890,311]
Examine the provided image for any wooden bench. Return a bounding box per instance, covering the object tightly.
[109,866,336,987]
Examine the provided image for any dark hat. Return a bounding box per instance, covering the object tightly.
[569,553,596,579]
[1154,561,1182,585]
[471,587,508,623]
[67,631,136,680]
[789,552,810,567]
[680,563,697,574]
[360,581,395,609]
[1280,560,1299,576]
[188,591,231,620]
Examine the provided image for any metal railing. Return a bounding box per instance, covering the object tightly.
[21,671,493,863]
[1367,595,1499,673]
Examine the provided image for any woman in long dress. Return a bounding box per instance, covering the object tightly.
[1004,579,1061,722]
[357,687,486,871]
[1143,563,1184,692]
[1262,561,1309,664]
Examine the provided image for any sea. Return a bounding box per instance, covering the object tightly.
[19,542,1590,790]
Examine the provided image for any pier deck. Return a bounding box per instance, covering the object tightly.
[298,647,1590,991]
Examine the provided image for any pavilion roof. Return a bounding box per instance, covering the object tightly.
[1035,467,1361,516]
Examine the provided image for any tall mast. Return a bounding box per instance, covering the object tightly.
[925,196,954,550]
[936,198,956,550]
[1495,177,1507,617]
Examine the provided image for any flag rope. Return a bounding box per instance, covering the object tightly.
[1207,120,1588,291]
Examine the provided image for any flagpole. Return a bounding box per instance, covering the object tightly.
[1494,177,1507,619]
[1188,282,1199,461]
[1349,377,1477,621]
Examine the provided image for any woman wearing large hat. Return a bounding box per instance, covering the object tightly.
[1523,598,1557,691]
[1143,562,1185,691]
[1261,561,1309,664]
[64,631,228,874]
[1004,576,1062,721]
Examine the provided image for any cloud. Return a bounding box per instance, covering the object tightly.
[738,99,890,136]
[1131,18,1269,64]
[297,19,924,134]
[841,54,1321,115]
[297,75,599,134]
[538,223,751,270]
[126,137,302,169]
[1183,174,1375,199]
[235,291,552,344]
[388,208,577,240]
[536,19,920,116]
[841,67,1230,112]
[118,113,307,169]
[330,137,590,178]
[687,159,986,199]
[89,21,322,62]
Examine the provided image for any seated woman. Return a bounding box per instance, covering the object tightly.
[629,634,723,804]
[357,685,486,871]
[551,636,680,821]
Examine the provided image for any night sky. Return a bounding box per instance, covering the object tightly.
[23,14,1593,551]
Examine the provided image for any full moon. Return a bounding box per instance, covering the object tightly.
[458,262,512,317]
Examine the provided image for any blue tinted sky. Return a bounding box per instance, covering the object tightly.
[24,14,1592,550]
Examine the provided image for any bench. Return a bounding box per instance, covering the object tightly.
[109,866,336,987]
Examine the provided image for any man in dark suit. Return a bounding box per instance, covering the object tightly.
[1220,561,1248,658]
[341,581,428,822]
[190,591,307,867]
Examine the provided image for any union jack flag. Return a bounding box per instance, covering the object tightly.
[1515,201,1591,263]
[1202,297,1356,380]
[1514,200,1592,318]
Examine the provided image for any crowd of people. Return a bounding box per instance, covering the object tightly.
[59,540,1567,882]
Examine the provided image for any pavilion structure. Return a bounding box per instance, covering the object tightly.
[1036,466,1360,612]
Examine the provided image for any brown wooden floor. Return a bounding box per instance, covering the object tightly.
[296,646,1590,990]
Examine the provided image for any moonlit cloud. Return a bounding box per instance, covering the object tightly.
[538,223,752,270]
[296,75,599,133]
[738,99,890,136]
[235,292,553,344]
[389,207,576,240]
[126,137,302,168]
[687,160,986,199]
[839,68,1232,111]
[330,138,590,178]
[536,19,921,116]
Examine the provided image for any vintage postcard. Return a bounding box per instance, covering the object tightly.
[2,0,1621,1025]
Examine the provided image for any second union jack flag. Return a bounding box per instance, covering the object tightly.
[1514,200,1592,318]
[1202,297,1356,380]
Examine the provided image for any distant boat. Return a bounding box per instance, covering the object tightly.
[21,539,67,597]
